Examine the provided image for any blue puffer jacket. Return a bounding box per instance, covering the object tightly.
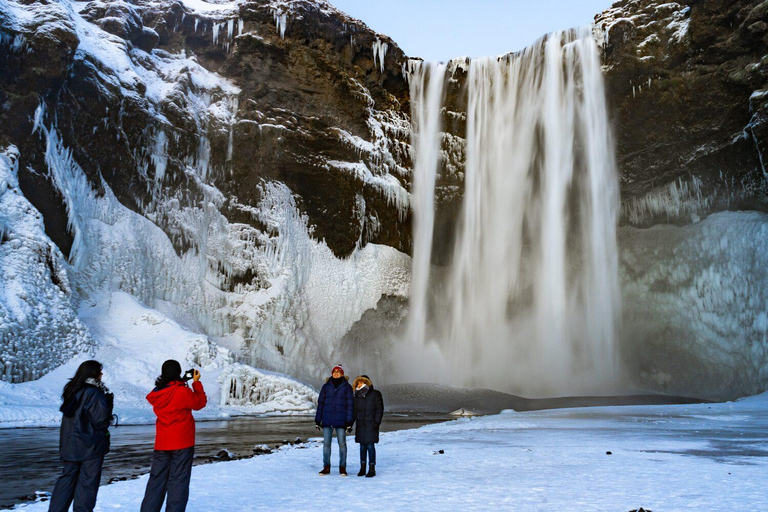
[314,377,354,428]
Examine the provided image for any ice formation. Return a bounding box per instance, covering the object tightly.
[219,363,317,413]
[620,211,768,399]
[622,176,708,225]
[372,38,388,72]
[405,28,621,396]
[0,146,94,382]
[272,9,287,39]
[0,291,318,427]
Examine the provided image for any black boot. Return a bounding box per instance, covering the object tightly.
[357,463,366,477]
[365,463,376,478]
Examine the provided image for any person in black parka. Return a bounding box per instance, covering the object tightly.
[351,375,383,478]
[314,364,354,476]
[49,360,114,512]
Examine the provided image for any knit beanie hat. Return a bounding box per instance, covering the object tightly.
[331,364,344,376]
[161,359,182,381]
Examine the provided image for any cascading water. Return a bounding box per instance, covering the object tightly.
[406,27,621,396]
[405,62,447,353]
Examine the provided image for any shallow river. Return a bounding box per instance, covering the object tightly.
[0,413,450,509]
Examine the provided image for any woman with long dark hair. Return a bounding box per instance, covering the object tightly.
[49,360,114,512]
[140,359,207,512]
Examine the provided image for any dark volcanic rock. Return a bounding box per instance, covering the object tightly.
[598,0,768,224]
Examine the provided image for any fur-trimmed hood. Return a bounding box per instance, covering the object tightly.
[353,375,373,390]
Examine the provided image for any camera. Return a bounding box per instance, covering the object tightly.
[181,369,195,382]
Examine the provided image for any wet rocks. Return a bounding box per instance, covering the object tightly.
[253,444,272,455]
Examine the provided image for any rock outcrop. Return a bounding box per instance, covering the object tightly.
[598,0,768,225]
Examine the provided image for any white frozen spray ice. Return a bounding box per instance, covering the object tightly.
[0,291,317,427]
[0,146,95,383]
[620,210,768,399]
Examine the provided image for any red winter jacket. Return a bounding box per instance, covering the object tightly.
[147,380,207,451]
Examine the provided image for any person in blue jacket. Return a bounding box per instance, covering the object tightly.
[49,360,114,512]
[314,364,354,475]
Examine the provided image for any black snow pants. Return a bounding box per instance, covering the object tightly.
[140,446,194,512]
[48,455,104,512]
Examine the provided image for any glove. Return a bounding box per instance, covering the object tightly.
[315,422,321,432]
[346,425,352,434]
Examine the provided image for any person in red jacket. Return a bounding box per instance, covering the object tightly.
[140,359,207,512]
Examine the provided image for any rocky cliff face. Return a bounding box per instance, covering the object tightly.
[597,0,768,399]
[2,0,767,398]
[599,0,768,225]
[0,0,414,382]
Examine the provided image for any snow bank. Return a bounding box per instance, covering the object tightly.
[0,291,317,428]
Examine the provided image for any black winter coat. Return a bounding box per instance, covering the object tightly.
[59,385,113,462]
[353,387,383,444]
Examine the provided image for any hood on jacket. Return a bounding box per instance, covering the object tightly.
[353,376,373,390]
[60,397,79,417]
[147,381,185,408]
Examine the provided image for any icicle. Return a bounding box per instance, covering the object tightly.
[273,10,287,39]
[372,38,388,73]
[227,96,239,162]
[32,101,45,134]
[150,129,168,183]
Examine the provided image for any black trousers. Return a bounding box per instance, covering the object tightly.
[140,447,194,512]
[48,455,104,512]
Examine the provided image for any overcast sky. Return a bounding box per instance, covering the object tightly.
[329,0,614,62]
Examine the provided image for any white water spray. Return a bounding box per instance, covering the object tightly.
[407,28,621,396]
[404,61,447,364]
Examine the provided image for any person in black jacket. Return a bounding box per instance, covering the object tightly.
[351,375,383,478]
[49,360,114,512]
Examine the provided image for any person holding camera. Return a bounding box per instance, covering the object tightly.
[315,364,354,476]
[49,360,114,512]
[140,360,207,512]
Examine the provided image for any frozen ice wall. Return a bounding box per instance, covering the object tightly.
[0,146,94,382]
[405,28,621,396]
[620,211,768,399]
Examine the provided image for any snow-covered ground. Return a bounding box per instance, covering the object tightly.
[0,291,317,428]
[14,394,768,511]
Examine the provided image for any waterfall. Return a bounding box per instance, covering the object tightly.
[406,27,621,396]
[405,61,447,355]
